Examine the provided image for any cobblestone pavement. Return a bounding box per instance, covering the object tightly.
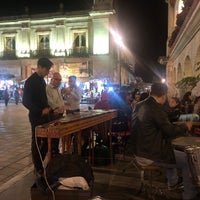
[0,103,33,194]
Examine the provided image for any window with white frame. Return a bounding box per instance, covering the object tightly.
[73,32,86,48]
[38,35,50,49]
[5,37,15,51]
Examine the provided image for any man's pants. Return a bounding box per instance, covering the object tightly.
[31,130,48,173]
[153,150,198,200]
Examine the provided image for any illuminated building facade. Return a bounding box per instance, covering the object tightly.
[166,0,200,97]
[0,0,135,88]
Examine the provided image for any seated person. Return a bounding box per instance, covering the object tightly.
[193,96,200,115]
[166,97,181,122]
[94,91,111,110]
[126,83,199,200]
[110,91,132,133]
[180,91,194,114]
[131,89,141,110]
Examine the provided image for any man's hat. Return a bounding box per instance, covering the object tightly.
[37,57,53,69]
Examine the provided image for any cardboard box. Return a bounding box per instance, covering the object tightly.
[31,183,92,200]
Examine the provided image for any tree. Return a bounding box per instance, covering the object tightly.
[175,62,200,95]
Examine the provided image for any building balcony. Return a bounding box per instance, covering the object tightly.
[168,0,197,49]
[0,50,17,60]
[168,0,199,58]
[67,47,89,57]
[30,49,51,58]
[0,47,90,60]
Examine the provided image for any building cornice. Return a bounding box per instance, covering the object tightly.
[0,10,115,27]
[89,10,115,17]
[0,10,91,22]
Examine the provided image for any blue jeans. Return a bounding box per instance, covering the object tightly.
[152,150,198,200]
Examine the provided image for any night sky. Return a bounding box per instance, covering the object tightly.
[114,0,168,82]
[0,0,168,83]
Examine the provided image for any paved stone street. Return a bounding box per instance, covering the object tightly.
[0,103,33,193]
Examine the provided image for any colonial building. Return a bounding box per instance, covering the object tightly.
[0,0,135,91]
[165,0,200,97]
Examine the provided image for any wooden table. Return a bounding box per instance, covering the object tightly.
[35,109,117,161]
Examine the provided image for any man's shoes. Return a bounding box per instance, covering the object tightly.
[168,179,184,191]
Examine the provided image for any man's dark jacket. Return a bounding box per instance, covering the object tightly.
[22,72,50,125]
[126,96,188,164]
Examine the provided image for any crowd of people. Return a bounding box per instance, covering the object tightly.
[1,86,22,106]
[20,56,200,199]
[97,87,200,120]
[126,83,200,200]
[93,84,200,199]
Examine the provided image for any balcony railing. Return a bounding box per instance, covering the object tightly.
[67,47,89,57]
[0,50,17,60]
[30,49,51,58]
[0,47,89,60]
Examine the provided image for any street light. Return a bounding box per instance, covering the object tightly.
[161,78,166,83]
[111,30,124,89]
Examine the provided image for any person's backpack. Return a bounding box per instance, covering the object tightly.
[36,154,94,194]
[94,143,111,166]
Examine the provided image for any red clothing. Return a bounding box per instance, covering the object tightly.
[94,100,111,110]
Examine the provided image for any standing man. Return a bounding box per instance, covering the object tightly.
[64,75,82,114]
[126,83,199,200]
[63,75,82,153]
[46,72,66,155]
[22,57,53,177]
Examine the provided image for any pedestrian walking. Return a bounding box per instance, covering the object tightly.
[3,86,10,106]
[14,87,20,105]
